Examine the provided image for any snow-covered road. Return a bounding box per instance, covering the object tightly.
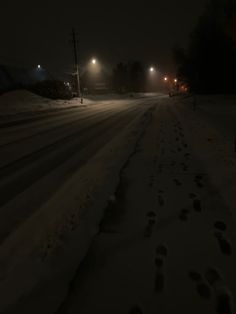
[0,93,160,313]
[0,96,156,242]
[1,94,236,314]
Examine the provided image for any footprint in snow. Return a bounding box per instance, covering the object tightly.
[193,199,202,212]
[216,288,234,314]
[149,219,156,225]
[195,174,203,180]
[156,244,168,257]
[204,268,234,314]
[154,244,168,293]
[173,179,182,186]
[188,270,211,299]
[144,212,157,238]
[147,211,156,218]
[205,267,222,286]
[196,181,204,188]
[214,232,232,256]
[144,219,156,238]
[179,209,190,222]
[129,305,143,314]
[214,221,227,232]
[196,283,212,299]
[189,193,197,199]
[194,175,204,188]
[158,195,165,207]
[155,257,164,268]
[213,221,232,255]
[182,165,188,172]
[144,224,153,238]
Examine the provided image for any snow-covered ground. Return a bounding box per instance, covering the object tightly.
[0,93,236,314]
[0,90,157,120]
[0,90,75,116]
[55,96,236,314]
[181,95,236,141]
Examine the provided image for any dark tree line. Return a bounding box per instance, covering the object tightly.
[174,0,236,93]
[79,61,147,94]
[112,61,146,93]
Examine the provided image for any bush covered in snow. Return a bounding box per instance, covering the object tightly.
[29,80,73,100]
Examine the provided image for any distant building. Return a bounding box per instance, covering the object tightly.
[81,69,111,94]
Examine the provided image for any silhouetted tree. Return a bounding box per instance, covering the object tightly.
[128,61,145,92]
[112,61,145,93]
[174,0,236,93]
[113,63,128,93]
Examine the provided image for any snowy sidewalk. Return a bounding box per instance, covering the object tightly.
[59,100,236,314]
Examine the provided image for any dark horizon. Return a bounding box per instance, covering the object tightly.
[1,0,208,75]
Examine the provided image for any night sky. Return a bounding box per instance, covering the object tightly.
[1,0,208,75]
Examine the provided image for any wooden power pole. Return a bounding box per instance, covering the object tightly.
[72,28,81,99]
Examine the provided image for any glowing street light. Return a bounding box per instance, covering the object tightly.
[164,76,168,82]
[92,58,97,65]
[37,64,41,69]
[149,67,155,73]
[174,78,178,83]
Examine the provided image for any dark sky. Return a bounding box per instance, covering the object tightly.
[1,0,208,75]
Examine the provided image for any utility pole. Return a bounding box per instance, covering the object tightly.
[71,28,82,102]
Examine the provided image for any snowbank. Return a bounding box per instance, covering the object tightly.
[0,90,79,117]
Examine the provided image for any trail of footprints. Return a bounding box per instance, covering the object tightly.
[135,119,234,313]
[160,120,192,179]
[150,120,191,191]
[188,267,234,314]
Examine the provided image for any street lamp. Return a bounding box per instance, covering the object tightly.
[174,78,178,83]
[164,76,168,82]
[37,65,41,69]
[149,67,155,73]
[92,58,97,65]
